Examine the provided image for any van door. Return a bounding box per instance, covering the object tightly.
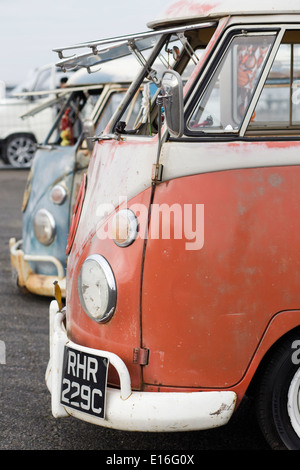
[142,26,300,389]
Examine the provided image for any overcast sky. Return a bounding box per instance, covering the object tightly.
[0,0,170,85]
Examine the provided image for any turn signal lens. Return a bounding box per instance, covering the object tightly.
[50,184,67,205]
[111,209,138,247]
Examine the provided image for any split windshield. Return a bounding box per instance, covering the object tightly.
[248,31,300,132]
[54,23,217,136]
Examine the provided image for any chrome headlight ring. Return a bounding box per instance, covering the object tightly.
[78,254,117,323]
[33,208,56,246]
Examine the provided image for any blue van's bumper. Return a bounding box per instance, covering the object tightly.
[9,237,66,297]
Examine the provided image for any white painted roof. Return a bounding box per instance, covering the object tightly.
[148,0,300,28]
[67,56,141,85]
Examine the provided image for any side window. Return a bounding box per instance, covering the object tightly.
[95,90,127,135]
[187,33,276,134]
[247,32,300,132]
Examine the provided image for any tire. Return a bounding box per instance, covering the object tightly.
[5,134,36,168]
[256,331,300,450]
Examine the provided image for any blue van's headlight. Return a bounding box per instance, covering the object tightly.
[78,254,117,323]
[33,209,56,245]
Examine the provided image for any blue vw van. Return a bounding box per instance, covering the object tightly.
[9,58,140,297]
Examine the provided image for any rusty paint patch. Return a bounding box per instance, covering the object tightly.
[164,0,220,17]
[268,174,282,188]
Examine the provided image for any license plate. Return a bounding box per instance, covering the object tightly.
[60,346,108,419]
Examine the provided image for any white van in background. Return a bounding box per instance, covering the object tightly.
[0,63,72,168]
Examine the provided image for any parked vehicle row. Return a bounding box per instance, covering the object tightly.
[7,0,300,451]
[9,56,140,297]
[0,64,74,167]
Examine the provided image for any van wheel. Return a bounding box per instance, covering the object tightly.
[256,332,300,450]
[5,134,36,168]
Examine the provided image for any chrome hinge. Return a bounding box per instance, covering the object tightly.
[152,163,163,183]
[133,347,149,365]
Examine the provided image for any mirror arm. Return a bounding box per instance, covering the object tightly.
[156,94,164,163]
[152,94,165,184]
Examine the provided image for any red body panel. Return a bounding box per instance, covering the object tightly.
[142,166,300,388]
[68,161,300,393]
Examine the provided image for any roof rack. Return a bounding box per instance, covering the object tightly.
[53,22,216,72]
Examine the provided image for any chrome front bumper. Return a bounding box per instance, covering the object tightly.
[45,300,237,432]
[9,237,66,297]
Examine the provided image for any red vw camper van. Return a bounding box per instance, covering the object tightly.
[46,0,300,450]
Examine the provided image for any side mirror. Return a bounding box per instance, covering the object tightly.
[83,119,95,151]
[161,70,184,138]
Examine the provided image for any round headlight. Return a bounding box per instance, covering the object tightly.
[33,209,56,245]
[78,254,116,323]
[111,209,138,247]
[50,184,67,205]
